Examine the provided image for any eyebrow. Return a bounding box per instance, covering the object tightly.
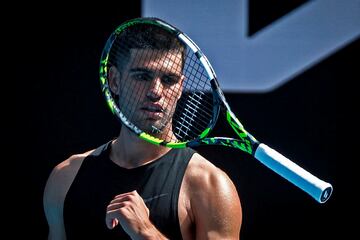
[129,67,182,79]
[129,68,152,74]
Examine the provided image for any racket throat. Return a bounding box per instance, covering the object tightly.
[200,137,253,153]
[225,110,258,154]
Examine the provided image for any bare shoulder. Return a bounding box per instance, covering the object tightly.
[183,152,242,239]
[185,153,239,196]
[47,149,95,186]
[43,149,95,239]
[55,149,95,173]
[43,149,95,206]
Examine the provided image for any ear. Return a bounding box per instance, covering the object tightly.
[108,66,121,95]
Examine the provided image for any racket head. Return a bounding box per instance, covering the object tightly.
[99,17,220,147]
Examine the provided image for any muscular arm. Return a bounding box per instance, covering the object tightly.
[44,149,168,240]
[43,152,91,240]
[43,166,66,240]
[186,154,242,240]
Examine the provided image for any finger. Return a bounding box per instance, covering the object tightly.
[110,194,136,205]
[106,209,126,229]
[107,201,127,212]
[146,206,150,217]
[112,218,119,229]
[106,215,114,229]
[109,196,132,206]
[114,190,137,199]
[106,216,118,230]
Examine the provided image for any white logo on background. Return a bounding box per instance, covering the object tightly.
[143,0,360,92]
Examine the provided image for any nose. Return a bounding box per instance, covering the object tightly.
[146,77,162,101]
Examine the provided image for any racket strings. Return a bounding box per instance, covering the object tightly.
[110,35,187,140]
[110,40,149,124]
[173,93,211,140]
[107,23,215,143]
[110,41,143,130]
[174,92,212,129]
[172,49,214,141]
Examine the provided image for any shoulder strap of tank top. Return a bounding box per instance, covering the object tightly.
[89,140,112,157]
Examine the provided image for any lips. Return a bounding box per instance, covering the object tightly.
[141,104,164,120]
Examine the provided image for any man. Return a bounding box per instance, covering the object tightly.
[43,19,242,239]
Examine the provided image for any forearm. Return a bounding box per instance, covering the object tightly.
[130,222,169,240]
[48,230,66,240]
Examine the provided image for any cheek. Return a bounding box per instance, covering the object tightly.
[164,90,180,104]
[170,84,183,100]
[124,81,149,99]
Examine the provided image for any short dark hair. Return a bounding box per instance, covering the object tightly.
[109,20,186,72]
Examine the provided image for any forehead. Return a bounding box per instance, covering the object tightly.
[127,48,183,73]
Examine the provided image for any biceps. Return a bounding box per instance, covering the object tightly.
[195,211,241,239]
[193,180,242,239]
[194,196,242,239]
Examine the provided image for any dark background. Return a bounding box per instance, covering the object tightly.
[11,1,355,239]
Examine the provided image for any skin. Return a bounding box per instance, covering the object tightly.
[110,48,184,140]
[43,48,242,240]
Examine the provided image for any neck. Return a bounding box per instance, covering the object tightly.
[110,127,172,169]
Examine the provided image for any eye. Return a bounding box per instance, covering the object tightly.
[162,75,179,85]
[133,72,152,81]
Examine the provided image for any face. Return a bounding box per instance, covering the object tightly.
[110,48,184,140]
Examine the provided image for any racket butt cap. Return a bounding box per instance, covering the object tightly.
[319,185,333,203]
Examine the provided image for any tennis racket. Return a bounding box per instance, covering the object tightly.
[99,17,333,203]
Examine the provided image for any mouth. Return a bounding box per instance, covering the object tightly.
[141,104,164,120]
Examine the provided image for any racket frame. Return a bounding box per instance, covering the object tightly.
[99,17,333,203]
[99,17,257,151]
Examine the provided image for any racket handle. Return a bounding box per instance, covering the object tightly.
[254,143,333,203]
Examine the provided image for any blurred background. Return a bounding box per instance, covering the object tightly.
[12,0,357,239]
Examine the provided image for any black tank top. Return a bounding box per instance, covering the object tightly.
[64,141,195,239]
